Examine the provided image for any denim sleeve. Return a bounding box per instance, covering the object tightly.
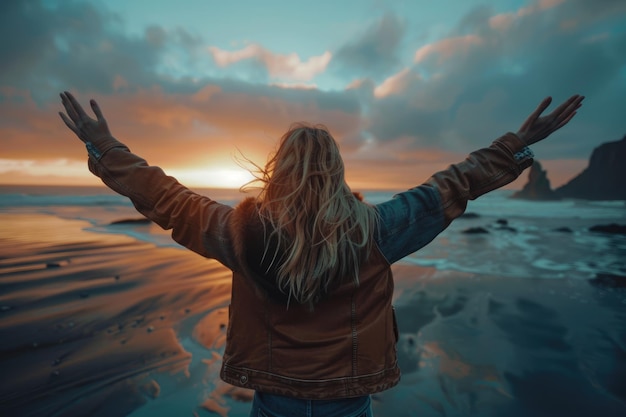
[373,139,534,264]
[374,184,448,264]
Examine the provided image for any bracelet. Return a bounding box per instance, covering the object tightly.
[513,146,534,161]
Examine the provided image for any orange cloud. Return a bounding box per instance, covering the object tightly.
[0,84,365,187]
[374,68,415,98]
[208,44,332,81]
[489,0,567,31]
[413,35,483,65]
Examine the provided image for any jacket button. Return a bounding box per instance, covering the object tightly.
[240,374,248,384]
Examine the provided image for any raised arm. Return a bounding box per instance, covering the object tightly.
[432,94,584,223]
[375,95,584,264]
[59,91,238,270]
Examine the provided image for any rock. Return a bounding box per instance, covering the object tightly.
[459,212,480,219]
[462,227,489,234]
[511,160,560,200]
[498,226,517,233]
[556,135,626,200]
[553,227,573,233]
[109,218,151,225]
[589,223,626,235]
[588,273,626,288]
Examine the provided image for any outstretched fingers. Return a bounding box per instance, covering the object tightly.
[58,111,80,136]
[531,96,553,122]
[555,111,578,130]
[553,95,584,126]
[550,95,583,119]
[60,92,80,123]
[64,91,89,119]
[90,99,105,121]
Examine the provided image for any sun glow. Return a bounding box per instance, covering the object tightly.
[168,167,256,189]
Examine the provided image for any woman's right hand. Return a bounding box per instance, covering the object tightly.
[59,91,112,145]
[516,94,584,146]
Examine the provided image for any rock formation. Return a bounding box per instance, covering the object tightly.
[511,160,560,200]
[555,135,626,200]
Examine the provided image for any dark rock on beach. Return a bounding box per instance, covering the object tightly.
[109,218,152,225]
[511,161,560,201]
[556,135,626,200]
[462,227,489,234]
[588,273,626,288]
[589,223,626,235]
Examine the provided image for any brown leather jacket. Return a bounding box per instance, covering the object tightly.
[85,132,532,400]
[220,198,400,398]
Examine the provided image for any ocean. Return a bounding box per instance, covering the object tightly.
[2,184,624,282]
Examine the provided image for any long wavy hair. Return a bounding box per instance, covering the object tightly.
[247,123,379,305]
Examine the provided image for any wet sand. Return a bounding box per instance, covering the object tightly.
[1,213,625,416]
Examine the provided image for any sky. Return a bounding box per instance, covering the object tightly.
[1,0,625,190]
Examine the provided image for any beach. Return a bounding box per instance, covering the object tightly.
[1,186,625,416]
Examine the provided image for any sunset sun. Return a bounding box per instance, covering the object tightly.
[169,166,256,189]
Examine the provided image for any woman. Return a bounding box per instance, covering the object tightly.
[60,92,583,417]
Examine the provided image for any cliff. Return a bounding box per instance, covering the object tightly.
[511,160,560,200]
[555,135,626,200]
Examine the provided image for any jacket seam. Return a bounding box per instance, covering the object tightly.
[266,301,272,373]
[351,293,357,376]
[223,364,398,383]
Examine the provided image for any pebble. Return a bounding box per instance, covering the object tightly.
[147,326,154,333]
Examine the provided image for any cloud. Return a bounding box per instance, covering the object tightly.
[1,79,364,172]
[0,0,207,103]
[374,68,416,98]
[364,0,626,164]
[489,0,566,31]
[413,35,483,65]
[333,13,406,79]
[208,44,331,81]
[1,0,625,189]
[0,0,361,171]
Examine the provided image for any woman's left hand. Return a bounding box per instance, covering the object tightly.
[59,91,112,144]
[516,94,584,146]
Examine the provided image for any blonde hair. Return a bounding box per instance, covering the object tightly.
[247,123,379,305]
